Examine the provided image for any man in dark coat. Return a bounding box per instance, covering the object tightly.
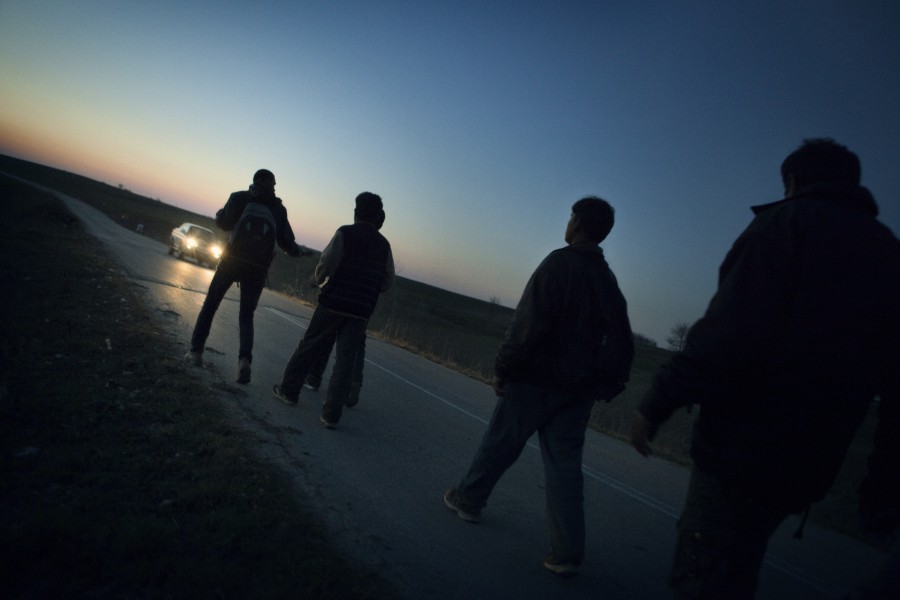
[631,139,900,599]
[186,169,309,383]
[444,196,634,576]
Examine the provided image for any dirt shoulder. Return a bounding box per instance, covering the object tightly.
[0,177,396,597]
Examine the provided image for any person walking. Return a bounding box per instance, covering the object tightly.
[444,196,634,576]
[273,192,394,428]
[630,138,900,599]
[186,169,309,383]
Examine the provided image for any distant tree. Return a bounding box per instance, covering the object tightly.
[666,322,691,352]
[633,333,658,348]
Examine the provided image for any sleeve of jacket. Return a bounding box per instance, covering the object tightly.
[275,203,300,257]
[639,211,796,425]
[314,230,344,286]
[495,252,560,381]
[381,246,396,292]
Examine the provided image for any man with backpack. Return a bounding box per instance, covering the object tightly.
[443,196,634,576]
[186,169,310,384]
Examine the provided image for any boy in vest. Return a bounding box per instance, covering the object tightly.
[186,169,310,383]
[273,192,395,429]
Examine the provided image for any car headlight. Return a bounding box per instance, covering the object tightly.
[211,244,222,259]
[186,237,198,249]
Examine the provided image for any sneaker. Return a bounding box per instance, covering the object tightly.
[272,385,298,406]
[184,350,202,366]
[319,415,337,429]
[543,554,579,577]
[237,358,251,384]
[303,382,319,392]
[443,487,480,523]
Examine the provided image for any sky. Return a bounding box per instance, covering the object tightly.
[2,1,899,345]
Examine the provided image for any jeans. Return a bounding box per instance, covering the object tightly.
[280,307,368,423]
[190,256,266,361]
[670,466,789,600]
[456,382,595,564]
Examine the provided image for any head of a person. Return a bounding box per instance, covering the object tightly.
[566,196,614,244]
[780,138,860,195]
[253,169,276,192]
[354,191,385,229]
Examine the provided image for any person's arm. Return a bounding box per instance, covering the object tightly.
[214,192,244,231]
[312,230,344,287]
[381,246,395,292]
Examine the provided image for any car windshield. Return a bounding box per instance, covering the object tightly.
[191,229,214,241]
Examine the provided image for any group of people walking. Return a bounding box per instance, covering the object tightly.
[185,138,899,599]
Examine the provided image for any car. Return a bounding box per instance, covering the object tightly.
[168,223,223,268]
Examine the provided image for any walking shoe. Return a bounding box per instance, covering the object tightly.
[319,415,337,429]
[304,375,321,391]
[272,385,298,406]
[543,554,579,577]
[303,382,319,391]
[184,350,203,366]
[443,487,480,523]
[237,358,251,384]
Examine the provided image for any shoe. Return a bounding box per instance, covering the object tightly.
[443,487,480,523]
[303,382,319,391]
[272,385,298,406]
[237,358,251,384]
[184,350,202,366]
[320,415,337,429]
[543,554,579,577]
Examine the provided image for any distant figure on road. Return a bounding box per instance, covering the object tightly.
[185,169,309,384]
[444,196,634,576]
[630,139,900,599]
[273,192,394,429]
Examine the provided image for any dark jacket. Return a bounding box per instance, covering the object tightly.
[317,222,393,319]
[495,242,634,400]
[215,185,300,268]
[640,182,900,512]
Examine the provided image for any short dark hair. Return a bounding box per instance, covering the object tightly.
[572,196,615,243]
[780,138,860,189]
[354,191,385,228]
[253,169,276,185]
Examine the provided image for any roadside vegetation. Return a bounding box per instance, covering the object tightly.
[0,175,396,598]
[0,155,884,597]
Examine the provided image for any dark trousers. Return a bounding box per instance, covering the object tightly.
[456,382,595,564]
[280,307,368,423]
[190,257,266,362]
[670,466,789,600]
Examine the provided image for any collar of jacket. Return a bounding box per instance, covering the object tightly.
[751,182,878,217]
[248,184,280,205]
[567,241,604,255]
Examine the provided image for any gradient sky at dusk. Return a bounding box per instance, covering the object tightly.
[2,1,899,344]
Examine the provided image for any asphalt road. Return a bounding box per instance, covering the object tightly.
[49,186,887,599]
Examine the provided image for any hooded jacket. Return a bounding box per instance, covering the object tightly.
[640,182,900,512]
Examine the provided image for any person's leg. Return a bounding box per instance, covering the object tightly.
[236,266,266,362]
[279,308,340,397]
[189,260,237,353]
[539,394,595,566]
[456,382,550,509]
[669,466,788,600]
[321,316,367,424]
[305,333,335,390]
[345,334,366,407]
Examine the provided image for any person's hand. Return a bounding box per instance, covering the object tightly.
[492,376,507,397]
[630,411,657,457]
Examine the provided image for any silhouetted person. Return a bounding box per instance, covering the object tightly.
[444,196,634,576]
[273,192,394,428]
[303,333,365,408]
[631,138,900,599]
[186,169,309,383]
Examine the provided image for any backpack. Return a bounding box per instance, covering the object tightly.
[228,201,277,265]
[552,249,634,401]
